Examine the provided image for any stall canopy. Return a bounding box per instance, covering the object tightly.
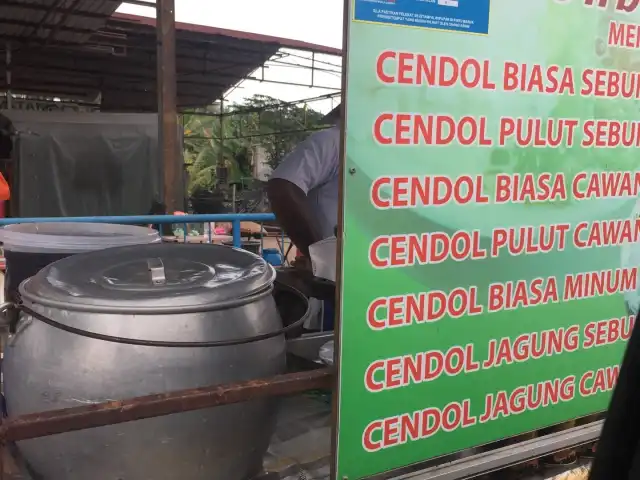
[0,5,342,112]
[0,0,121,45]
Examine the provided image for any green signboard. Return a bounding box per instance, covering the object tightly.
[335,0,640,478]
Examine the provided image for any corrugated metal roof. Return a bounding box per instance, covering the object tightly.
[111,13,343,56]
[0,11,342,111]
[0,0,121,45]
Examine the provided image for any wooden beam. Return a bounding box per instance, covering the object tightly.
[156,0,179,212]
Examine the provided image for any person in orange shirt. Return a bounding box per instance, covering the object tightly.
[0,171,10,218]
[0,173,10,198]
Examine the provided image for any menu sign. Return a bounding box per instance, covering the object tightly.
[335,0,640,478]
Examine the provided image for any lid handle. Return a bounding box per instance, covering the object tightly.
[147,258,166,285]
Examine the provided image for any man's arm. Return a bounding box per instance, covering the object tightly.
[266,178,322,257]
[267,127,339,257]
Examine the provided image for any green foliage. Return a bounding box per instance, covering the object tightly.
[183,94,326,194]
[234,95,326,170]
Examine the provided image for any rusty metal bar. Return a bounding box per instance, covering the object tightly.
[156,0,179,213]
[0,369,332,443]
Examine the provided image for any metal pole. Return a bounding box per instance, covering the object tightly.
[0,369,332,442]
[0,213,276,226]
[232,219,241,248]
[232,184,236,213]
[218,97,225,185]
[156,0,179,213]
[5,41,11,110]
[395,421,602,480]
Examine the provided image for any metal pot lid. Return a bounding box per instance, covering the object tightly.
[20,243,275,314]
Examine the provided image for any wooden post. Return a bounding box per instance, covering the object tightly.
[156,0,179,213]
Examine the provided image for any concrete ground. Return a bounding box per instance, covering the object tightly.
[527,462,590,480]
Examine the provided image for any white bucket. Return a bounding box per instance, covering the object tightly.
[0,222,161,254]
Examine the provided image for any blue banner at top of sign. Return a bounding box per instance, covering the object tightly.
[353,0,490,35]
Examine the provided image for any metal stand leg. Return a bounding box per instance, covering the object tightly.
[393,421,602,480]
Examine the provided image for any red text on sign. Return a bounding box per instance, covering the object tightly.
[572,171,640,199]
[493,173,568,204]
[563,267,637,301]
[367,288,483,330]
[479,375,576,423]
[579,366,620,398]
[608,20,640,48]
[364,344,479,392]
[498,117,579,147]
[583,316,635,348]
[375,51,496,89]
[491,224,571,257]
[369,232,487,268]
[370,175,490,209]
[574,218,640,249]
[580,0,640,14]
[502,62,575,95]
[362,400,476,452]
[581,68,640,99]
[482,326,581,369]
[373,113,493,146]
[487,277,559,313]
[582,120,640,147]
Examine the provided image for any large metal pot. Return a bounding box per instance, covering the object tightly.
[3,243,288,480]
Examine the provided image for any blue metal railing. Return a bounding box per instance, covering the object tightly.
[0,213,278,249]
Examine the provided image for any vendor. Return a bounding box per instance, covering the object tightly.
[267,109,340,332]
[589,316,640,478]
[266,109,341,259]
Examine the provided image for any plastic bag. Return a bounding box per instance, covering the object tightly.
[304,298,324,330]
[319,340,334,366]
[309,236,336,281]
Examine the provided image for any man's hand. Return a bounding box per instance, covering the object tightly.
[291,255,312,271]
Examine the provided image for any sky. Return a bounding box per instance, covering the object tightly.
[117,0,344,113]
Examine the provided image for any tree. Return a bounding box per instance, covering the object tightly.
[231,94,327,170]
[183,94,327,194]
[183,104,249,193]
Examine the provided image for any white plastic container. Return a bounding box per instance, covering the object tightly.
[0,222,160,254]
[309,236,337,282]
[0,222,161,307]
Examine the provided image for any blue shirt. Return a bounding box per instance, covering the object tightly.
[271,126,340,240]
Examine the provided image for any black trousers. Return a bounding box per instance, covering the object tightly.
[590,315,640,480]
